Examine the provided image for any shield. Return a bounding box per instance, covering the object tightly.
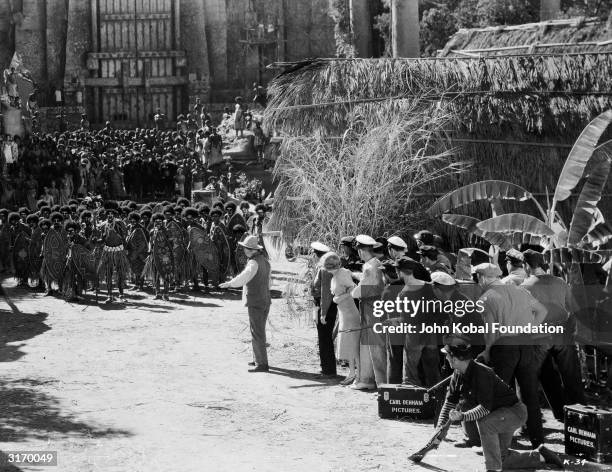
[211,225,231,278]
[152,229,174,276]
[166,220,187,273]
[188,226,220,283]
[234,232,248,273]
[13,231,31,277]
[126,226,148,274]
[113,219,128,240]
[69,243,98,281]
[28,227,43,276]
[42,228,67,282]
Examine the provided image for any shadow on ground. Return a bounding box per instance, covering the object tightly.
[0,309,50,363]
[0,378,132,443]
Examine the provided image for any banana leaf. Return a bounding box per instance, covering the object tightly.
[568,159,611,246]
[553,111,612,204]
[441,214,511,249]
[476,213,555,237]
[545,247,604,265]
[586,221,612,247]
[427,180,533,217]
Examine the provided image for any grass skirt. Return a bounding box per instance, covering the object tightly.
[97,248,131,280]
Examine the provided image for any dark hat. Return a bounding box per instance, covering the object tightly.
[128,201,139,210]
[374,237,387,251]
[68,199,79,206]
[255,203,267,212]
[59,205,70,213]
[8,212,20,223]
[210,208,223,217]
[182,207,199,219]
[80,210,93,220]
[239,201,250,209]
[199,204,210,214]
[128,211,141,222]
[64,221,81,232]
[522,249,545,269]
[39,218,51,228]
[140,208,152,218]
[224,201,237,211]
[162,206,175,216]
[26,214,39,224]
[18,207,29,215]
[441,335,473,358]
[151,212,165,222]
[0,208,8,217]
[340,236,355,246]
[50,211,64,222]
[176,197,190,206]
[414,230,434,245]
[104,201,120,212]
[36,199,49,209]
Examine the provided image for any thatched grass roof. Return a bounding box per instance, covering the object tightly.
[440,17,612,57]
[266,55,612,136]
[265,55,612,249]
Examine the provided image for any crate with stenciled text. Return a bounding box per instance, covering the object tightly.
[565,404,612,463]
[377,384,436,420]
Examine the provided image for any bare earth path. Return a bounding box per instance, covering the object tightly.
[0,261,605,472]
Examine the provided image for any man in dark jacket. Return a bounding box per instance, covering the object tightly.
[309,241,337,378]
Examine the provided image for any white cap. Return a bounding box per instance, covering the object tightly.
[310,241,331,253]
[430,271,456,286]
[387,236,407,249]
[355,234,377,247]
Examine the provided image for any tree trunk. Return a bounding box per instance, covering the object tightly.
[350,0,372,57]
[391,0,419,58]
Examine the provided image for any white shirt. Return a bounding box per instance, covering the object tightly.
[227,258,259,288]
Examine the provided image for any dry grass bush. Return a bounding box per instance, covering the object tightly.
[270,99,466,249]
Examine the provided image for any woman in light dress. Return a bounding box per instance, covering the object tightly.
[320,252,360,385]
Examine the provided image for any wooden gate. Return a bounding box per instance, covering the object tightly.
[85,0,187,126]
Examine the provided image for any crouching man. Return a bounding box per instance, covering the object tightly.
[437,337,563,472]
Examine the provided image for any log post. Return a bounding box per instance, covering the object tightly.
[349,0,372,58]
[391,0,419,58]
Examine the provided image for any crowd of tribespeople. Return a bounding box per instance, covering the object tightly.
[0,196,271,303]
[307,231,610,469]
[0,94,269,209]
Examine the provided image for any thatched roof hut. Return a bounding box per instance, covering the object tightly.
[265,46,612,248]
[440,17,612,57]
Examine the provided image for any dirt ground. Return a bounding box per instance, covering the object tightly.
[0,259,609,472]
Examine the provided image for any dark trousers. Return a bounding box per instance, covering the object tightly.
[248,304,270,366]
[489,344,544,448]
[317,303,338,375]
[535,344,585,419]
[387,344,404,384]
